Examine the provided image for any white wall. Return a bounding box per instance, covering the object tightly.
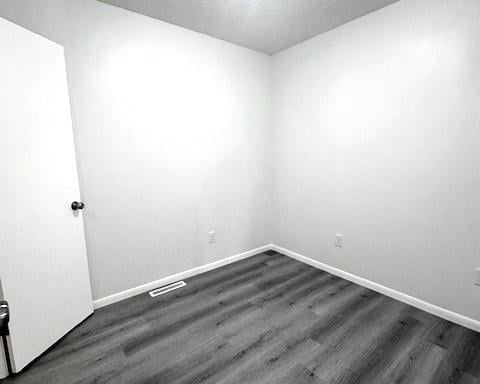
[272,0,480,322]
[0,0,272,300]
[2,0,480,326]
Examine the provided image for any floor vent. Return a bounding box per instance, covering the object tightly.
[149,281,187,297]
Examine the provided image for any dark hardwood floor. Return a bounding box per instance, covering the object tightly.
[3,251,480,383]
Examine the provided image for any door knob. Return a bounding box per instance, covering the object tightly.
[0,301,9,331]
[71,201,85,210]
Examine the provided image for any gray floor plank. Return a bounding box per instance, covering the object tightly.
[3,251,480,384]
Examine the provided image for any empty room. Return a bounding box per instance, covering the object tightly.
[1,0,479,382]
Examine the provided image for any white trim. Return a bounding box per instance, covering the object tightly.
[270,244,480,333]
[93,242,480,333]
[93,244,271,309]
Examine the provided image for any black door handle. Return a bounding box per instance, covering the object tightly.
[71,201,85,210]
[0,301,9,331]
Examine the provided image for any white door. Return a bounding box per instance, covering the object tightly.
[0,18,93,373]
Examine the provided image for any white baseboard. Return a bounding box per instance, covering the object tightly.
[93,244,271,309]
[93,242,480,333]
[270,244,480,333]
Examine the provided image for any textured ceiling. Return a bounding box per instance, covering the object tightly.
[97,0,399,54]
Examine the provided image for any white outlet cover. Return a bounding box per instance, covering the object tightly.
[208,230,216,244]
[335,233,343,247]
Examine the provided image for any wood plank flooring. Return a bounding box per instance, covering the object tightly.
[3,251,480,384]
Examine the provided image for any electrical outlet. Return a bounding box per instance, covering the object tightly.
[335,233,343,248]
[208,230,216,244]
[476,267,480,286]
